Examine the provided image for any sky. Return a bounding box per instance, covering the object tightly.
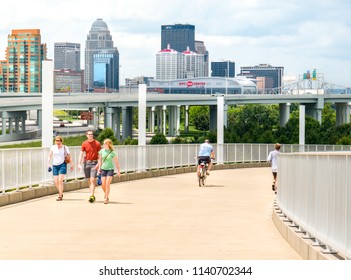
[1,0,351,86]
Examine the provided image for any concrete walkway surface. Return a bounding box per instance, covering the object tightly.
[0,167,301,260]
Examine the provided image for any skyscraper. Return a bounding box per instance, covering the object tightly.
[84,18,119,91]
[239,64,284,89]
[0,29,47,93]
[161,24,195,52]
[195,40,209,77]
[211,61,235,78]
[54,42,80,71]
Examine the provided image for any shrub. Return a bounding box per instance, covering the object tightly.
[150,133,168,144]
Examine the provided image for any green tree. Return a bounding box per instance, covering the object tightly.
[189,106,210,131]
[150,133,168,144]
[97,127,119,145]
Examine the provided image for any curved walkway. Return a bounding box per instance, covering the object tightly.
[0,167,301,260]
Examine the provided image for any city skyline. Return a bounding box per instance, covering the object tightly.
[0,0,350,86]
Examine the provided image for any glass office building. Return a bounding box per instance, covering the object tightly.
[211,61,235,78]
[161,24,195,52]
[85,18,119,91]
[240,64,284,89]
[0,29,47,93]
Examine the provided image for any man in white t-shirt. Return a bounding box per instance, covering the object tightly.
[267,143,281,194]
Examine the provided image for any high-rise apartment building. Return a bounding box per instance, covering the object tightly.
[84,18,119,91]
[156,45,180,80]
[239,64,284,89]
[0,29,47,93]
[156,44,205,80]
[54,42,80,71]
[211,61,235,78]
[161,24,195,52]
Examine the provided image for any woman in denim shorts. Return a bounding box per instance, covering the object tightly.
[97,138,121,204]
[47,136,74,201]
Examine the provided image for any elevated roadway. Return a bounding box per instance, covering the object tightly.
[1,92,351,111]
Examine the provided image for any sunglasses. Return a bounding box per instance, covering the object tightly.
[87,133,93,135]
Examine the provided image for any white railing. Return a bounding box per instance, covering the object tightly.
[1,143,351,193]
[278,152,351,260]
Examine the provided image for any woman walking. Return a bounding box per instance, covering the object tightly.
[47,136,74,201]
[97,138,121,204]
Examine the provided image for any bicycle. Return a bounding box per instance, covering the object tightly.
[197,160,208,187]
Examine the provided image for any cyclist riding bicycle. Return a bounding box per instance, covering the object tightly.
[197,139,215,176]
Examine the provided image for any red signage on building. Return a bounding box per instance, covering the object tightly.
[80,111,93,120]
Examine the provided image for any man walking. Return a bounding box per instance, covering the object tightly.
[267,143,281,194]
[78,130,101,203]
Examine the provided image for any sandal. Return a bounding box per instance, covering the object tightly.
[104,198,109,204]
[56,196,63,201]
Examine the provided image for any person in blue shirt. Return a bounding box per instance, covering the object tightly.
[197,139,215,176]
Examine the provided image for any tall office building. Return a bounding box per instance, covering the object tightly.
[239,64,284,89]
[0,29,47,93]
[84,18,119,91]
[161,24,195,52]
[211,60,235,78]
[195,40,209,77]
[54,42,80,71]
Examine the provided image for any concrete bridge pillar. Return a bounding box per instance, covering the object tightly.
[1,112,6,135]
[104,107,113,129]
[335,103,350,126]
[149,107,155,133]
[306,97,324,124]
[122,106,133,140]
[209,105,217,132]
[8,117,13,134]
[112,107,121,140]
[279,103,290,126]
[162,105,167,135]
[185,105,189,133]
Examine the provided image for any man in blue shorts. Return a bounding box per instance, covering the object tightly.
[197,139,215,176]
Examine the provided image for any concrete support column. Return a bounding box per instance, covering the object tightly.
[224,104,228,128]
[217,97,224,164]
[168,106,174,136]
[279,103,290,127]
[157,106,162,133]
[37,110,42,128]
[138,84,147,172]
[150,107,155,133]
[299,105,305,152]
[104,107,113,129]
[8,118,13,134]
[176,105,180,136]
[112,107,121,140]
[1,112,6,135]
[185,105,189,133]
[42,60,54,148]
[122,106,133,140]
[209,105,217,132]
[162,105,167,135]
[21,115,26,133]
[306,98,324,124]
[15,117,20,132]
[336,103,350,126]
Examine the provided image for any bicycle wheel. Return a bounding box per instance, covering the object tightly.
[201,169,206,186]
